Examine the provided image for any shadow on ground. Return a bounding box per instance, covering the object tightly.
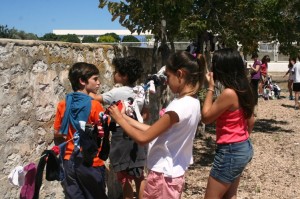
[191,124,216,167]
[191,116,293,169]
[281,104,295,109]
[253,118,293,133]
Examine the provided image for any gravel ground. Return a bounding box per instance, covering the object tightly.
[182,72,300,199]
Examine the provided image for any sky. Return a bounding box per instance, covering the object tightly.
[0,0,125,37]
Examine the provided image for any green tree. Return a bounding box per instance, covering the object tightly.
[100,0,299,57]
[60,34,81,43]
[99,0,194,70]
[98,35,116,43]
[24,33,38,40]
[103,32,121,42]
[0,25,38,40]
[40,33,60,41]
[122,35,139,42]
[0,25,13,38]
[185,0,300,56]
[145,35,153,42]
[82,36,97,43]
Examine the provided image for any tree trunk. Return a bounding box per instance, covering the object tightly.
[151,36,160,73]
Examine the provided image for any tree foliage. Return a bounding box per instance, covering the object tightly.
[192,0,300,55]
[40,33,60,41]
[98,35,116,43]
[40,33,81,43]
[103,32,121,42]
[122,35,139,42]
[99,0,299,56]
[0,25,13,38]
[99,0,195,70]
[0,25,38,40]
[60,34,81,43]
[82,36,97,43]
[99,0,194,49]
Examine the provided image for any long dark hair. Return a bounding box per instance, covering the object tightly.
[288,57,296,68]
[166,51,206,96]
[261,55,270,64]
[212,48,254,118]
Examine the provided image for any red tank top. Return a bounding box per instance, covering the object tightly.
[216,109,249,144]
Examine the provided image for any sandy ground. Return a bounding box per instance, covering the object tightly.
[182,72,300,199]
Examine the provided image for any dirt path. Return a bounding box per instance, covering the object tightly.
[182,73,300,199]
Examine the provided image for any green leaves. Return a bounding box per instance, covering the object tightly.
[98,0,299,55]
[0,24,38,40]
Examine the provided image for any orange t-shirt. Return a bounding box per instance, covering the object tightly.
[53,100,105,167]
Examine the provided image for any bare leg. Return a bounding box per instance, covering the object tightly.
[223,177,241,199]
[122,180,134,199]
[258,81,263,95]
[204,176,231,199]
[134,177,146,199]
[295,91,300,108]
[288,80,293,99]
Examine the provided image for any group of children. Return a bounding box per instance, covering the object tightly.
[249,53,276,102]
[250,52,300,109]
[53,49,256,199]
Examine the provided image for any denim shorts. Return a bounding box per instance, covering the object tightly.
[210,139,253,183]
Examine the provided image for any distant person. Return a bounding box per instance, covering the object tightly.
[249,52,261,114]
[283,57,296,100]
[186,40,197,55]
[107,51,206,199]
[259,55,270,95]
[292,53,300,109]
[202,48,255,199]
[90,56,149,199]
[54,62,108,199]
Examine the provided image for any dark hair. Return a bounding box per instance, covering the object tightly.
[288,57,297,68]
[261,55,270,64]
[68,62,99,91]
[212,48,254,118]
[166,51,206,96]
[112,56,144,85]
[251,52,258,59]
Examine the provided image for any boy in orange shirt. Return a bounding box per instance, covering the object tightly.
[53,62,108,199]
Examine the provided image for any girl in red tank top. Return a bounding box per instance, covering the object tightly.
[202,48,255,199]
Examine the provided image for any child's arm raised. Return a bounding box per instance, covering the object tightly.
[108,105,178,146]
[201,72,238,124]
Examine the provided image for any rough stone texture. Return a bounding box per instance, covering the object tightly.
[0,39,163,198]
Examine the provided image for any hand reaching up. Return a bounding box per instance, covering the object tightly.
[206,72,215,89]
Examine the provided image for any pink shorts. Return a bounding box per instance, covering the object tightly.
[143,170,185,199]
[117,170,145,185]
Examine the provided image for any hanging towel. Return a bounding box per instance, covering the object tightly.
[8,166,25,187]
[59,92,92,135]
[20,163,37,199]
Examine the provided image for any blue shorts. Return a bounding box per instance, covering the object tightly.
[210,139,253,183]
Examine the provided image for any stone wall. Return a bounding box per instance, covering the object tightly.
[0,39,162,198]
